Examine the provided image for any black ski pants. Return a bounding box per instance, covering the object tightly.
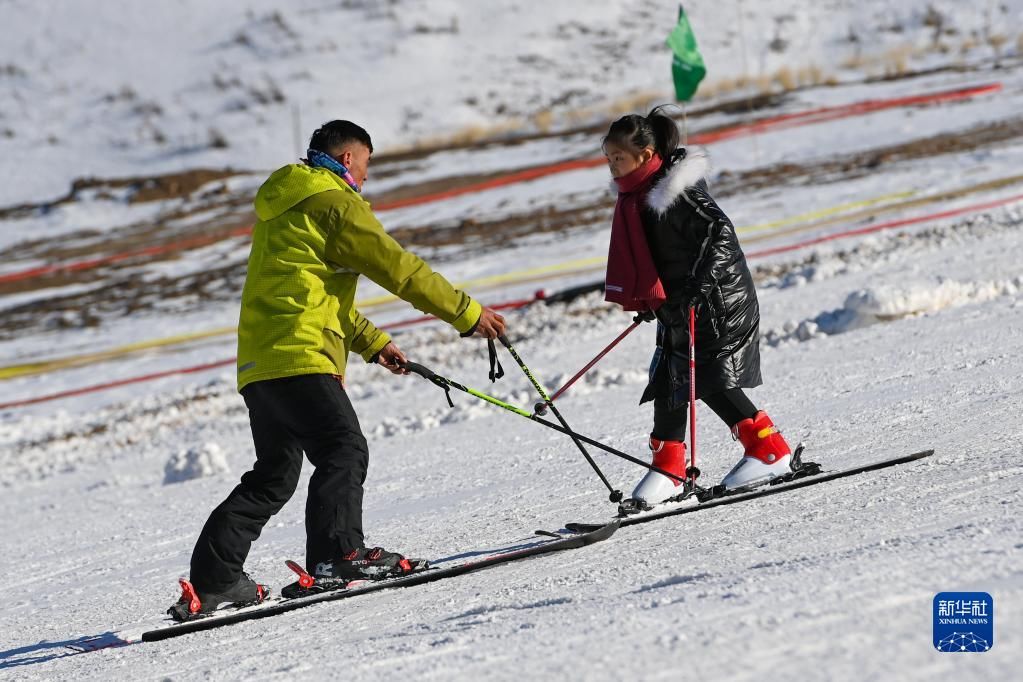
[651,388,758,442]
[190,374,368,592]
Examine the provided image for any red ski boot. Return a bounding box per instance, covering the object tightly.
[629,438,687,506]
[721,411,792,489]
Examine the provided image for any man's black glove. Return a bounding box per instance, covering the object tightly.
[633,309,656,323]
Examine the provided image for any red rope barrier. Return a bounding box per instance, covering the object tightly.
[0,83,1000,286]
[746,191,1023,259]
[0,358,237,410]
[0,292,547,410]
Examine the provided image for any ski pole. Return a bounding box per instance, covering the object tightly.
[688,305,700,481]
[497,335,622,502]
[533,320,641,416]
[403,361,688,488]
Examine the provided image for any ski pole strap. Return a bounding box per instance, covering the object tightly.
[439,383,454,408]
[487,338,504,383]
[404,362,455,408]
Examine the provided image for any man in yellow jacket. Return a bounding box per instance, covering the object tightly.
[171,120,506,620]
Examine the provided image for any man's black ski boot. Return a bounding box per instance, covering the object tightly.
[281,549,429,599]
[324,546,418,580]
[167,572,269,622]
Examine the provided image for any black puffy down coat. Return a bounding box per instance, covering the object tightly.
[638,147,762,407]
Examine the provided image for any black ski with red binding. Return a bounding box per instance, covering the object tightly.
[139,520,619,642]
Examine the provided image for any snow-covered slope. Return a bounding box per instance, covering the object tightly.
[2,0,1021,204]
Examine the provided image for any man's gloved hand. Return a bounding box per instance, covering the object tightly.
[633,309,656,323]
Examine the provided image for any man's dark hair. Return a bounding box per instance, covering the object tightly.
[309,120,373,155]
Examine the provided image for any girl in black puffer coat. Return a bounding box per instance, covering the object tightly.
[602,107,793,506]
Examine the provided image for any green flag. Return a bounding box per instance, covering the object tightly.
[666,5,706,102]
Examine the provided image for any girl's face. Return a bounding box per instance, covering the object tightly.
[604,141,654,178]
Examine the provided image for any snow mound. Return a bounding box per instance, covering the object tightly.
[765,277,1023,345]
[758,207,1023,291]
[845,278,1021,319]
[0,380,244,485]
[163,442,230,484]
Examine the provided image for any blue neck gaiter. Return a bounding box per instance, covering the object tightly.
[306,149,361,193]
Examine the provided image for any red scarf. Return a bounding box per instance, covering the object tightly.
[604,155,667,312]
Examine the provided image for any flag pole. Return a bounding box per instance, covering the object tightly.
[292,103,302,160]
[735,0,761,166]
[682,101,689,146]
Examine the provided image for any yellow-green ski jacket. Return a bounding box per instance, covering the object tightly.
[236,164,481,391]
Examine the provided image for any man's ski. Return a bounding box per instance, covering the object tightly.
[565,449,934,533]
[140,520,618,642]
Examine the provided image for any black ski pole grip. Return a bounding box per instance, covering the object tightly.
[403,361,455,408]
[402,361,435,380]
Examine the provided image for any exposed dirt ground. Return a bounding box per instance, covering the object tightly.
[1,102,1020,340]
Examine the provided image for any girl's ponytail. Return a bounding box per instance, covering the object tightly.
[645,105,680,161]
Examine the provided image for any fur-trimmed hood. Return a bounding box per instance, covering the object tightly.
[645,146,710,215]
